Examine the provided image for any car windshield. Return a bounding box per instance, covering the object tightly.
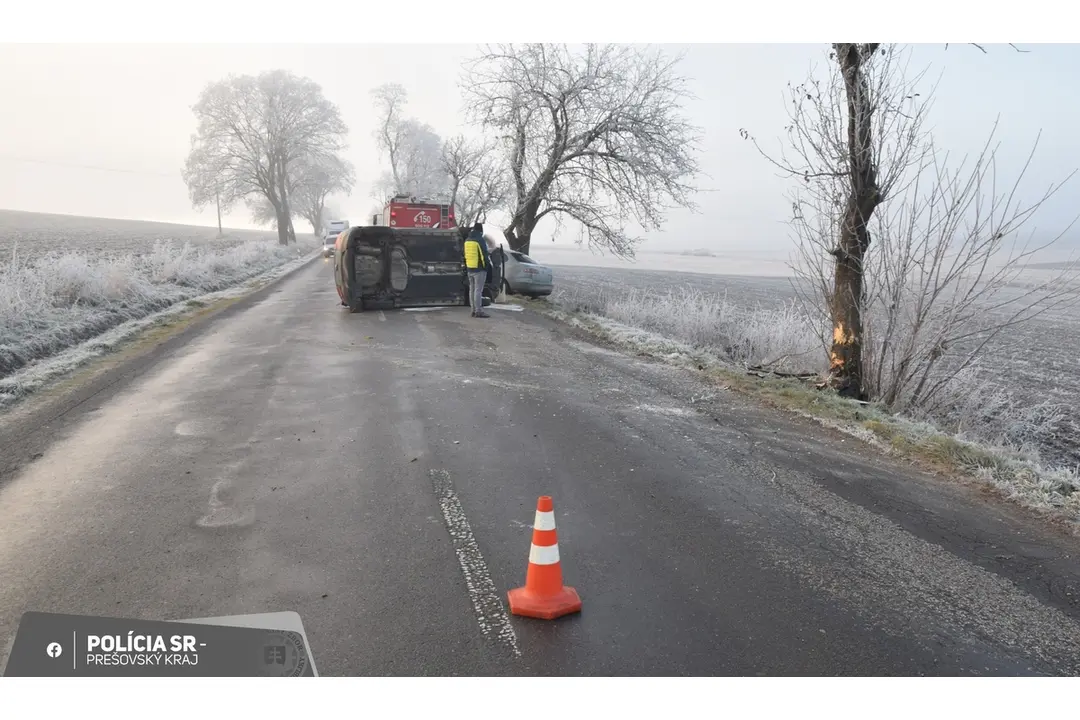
[510,251,537,264]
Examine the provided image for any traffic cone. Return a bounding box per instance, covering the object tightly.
[507,496,582,620]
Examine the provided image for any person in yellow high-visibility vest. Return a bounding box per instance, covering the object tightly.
[463,223,491,318]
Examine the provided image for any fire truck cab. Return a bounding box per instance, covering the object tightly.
[372,195,456,230]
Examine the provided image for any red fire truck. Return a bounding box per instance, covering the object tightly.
[372,195,456,230]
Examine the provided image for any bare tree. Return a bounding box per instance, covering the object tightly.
[396,118,446,199]
[182,140,242,227]
[743,44,1080,417]
[442,134,485,211]
[461,43,701,257]
[371,83,409,193]
[246,195,279,229]
[246,154,353,235]
[441,134,509,227]
[861,128,1079,417]
[370,84,448,203]
[183,70,348,245]
[370,171,396,206]
[291,153,355,234]
[456,154,510,229]
[742,45,929,395]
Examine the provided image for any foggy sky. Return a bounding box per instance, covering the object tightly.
[1,43,1077,258]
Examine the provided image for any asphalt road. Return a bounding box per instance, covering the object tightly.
[3,258,1080,676]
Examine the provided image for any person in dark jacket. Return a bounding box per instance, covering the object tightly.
[463,223,491,318]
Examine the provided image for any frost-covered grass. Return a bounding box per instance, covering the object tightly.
[0,238,314,404]
[555,283,825,375]
[536,282,1080,527]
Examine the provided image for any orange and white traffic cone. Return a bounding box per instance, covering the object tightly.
[507,495,582,620]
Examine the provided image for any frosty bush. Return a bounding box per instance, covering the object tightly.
[552,283,825,374]
[903,364,1072,464]
[0,239,304,378]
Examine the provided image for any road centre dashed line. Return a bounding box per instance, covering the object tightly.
[430,469,521,657]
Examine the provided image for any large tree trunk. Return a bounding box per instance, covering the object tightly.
[313,200,325,236]
[503,200,541,254]
[503,228,532,254]
[829,206,870,398]
[828,43,881,400]
[266,193,289,246]
[448,179,460,223]
[275,158,296,245]
[275,209,290,245]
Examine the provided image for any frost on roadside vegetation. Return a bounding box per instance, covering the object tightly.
[900,365,1073,461]
[555,283,824,374]
[546,282,1080,525]
[0,240,311,404]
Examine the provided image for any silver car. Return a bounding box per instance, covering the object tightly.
[501,249,553,297]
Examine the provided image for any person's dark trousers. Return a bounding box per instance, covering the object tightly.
[468,269,489,317]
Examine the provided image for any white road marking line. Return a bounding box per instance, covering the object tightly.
[488,304,524,312]
[378,311,387,322]
[430,469,521,657]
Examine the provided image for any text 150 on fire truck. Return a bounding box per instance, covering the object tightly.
[372,195,456,229]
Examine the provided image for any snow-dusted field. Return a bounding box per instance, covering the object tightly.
[0,209,280,260]
[528,244,796,278]
[0,210,316,406]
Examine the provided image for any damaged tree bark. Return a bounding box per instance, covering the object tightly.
[828,43,882,399]
[502,196,542,255]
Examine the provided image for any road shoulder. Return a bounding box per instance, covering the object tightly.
[0,255,321,487]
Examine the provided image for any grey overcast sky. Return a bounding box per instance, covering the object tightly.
[1,43,1078,255]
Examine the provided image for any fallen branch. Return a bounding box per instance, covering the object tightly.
[748,365,820,380]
